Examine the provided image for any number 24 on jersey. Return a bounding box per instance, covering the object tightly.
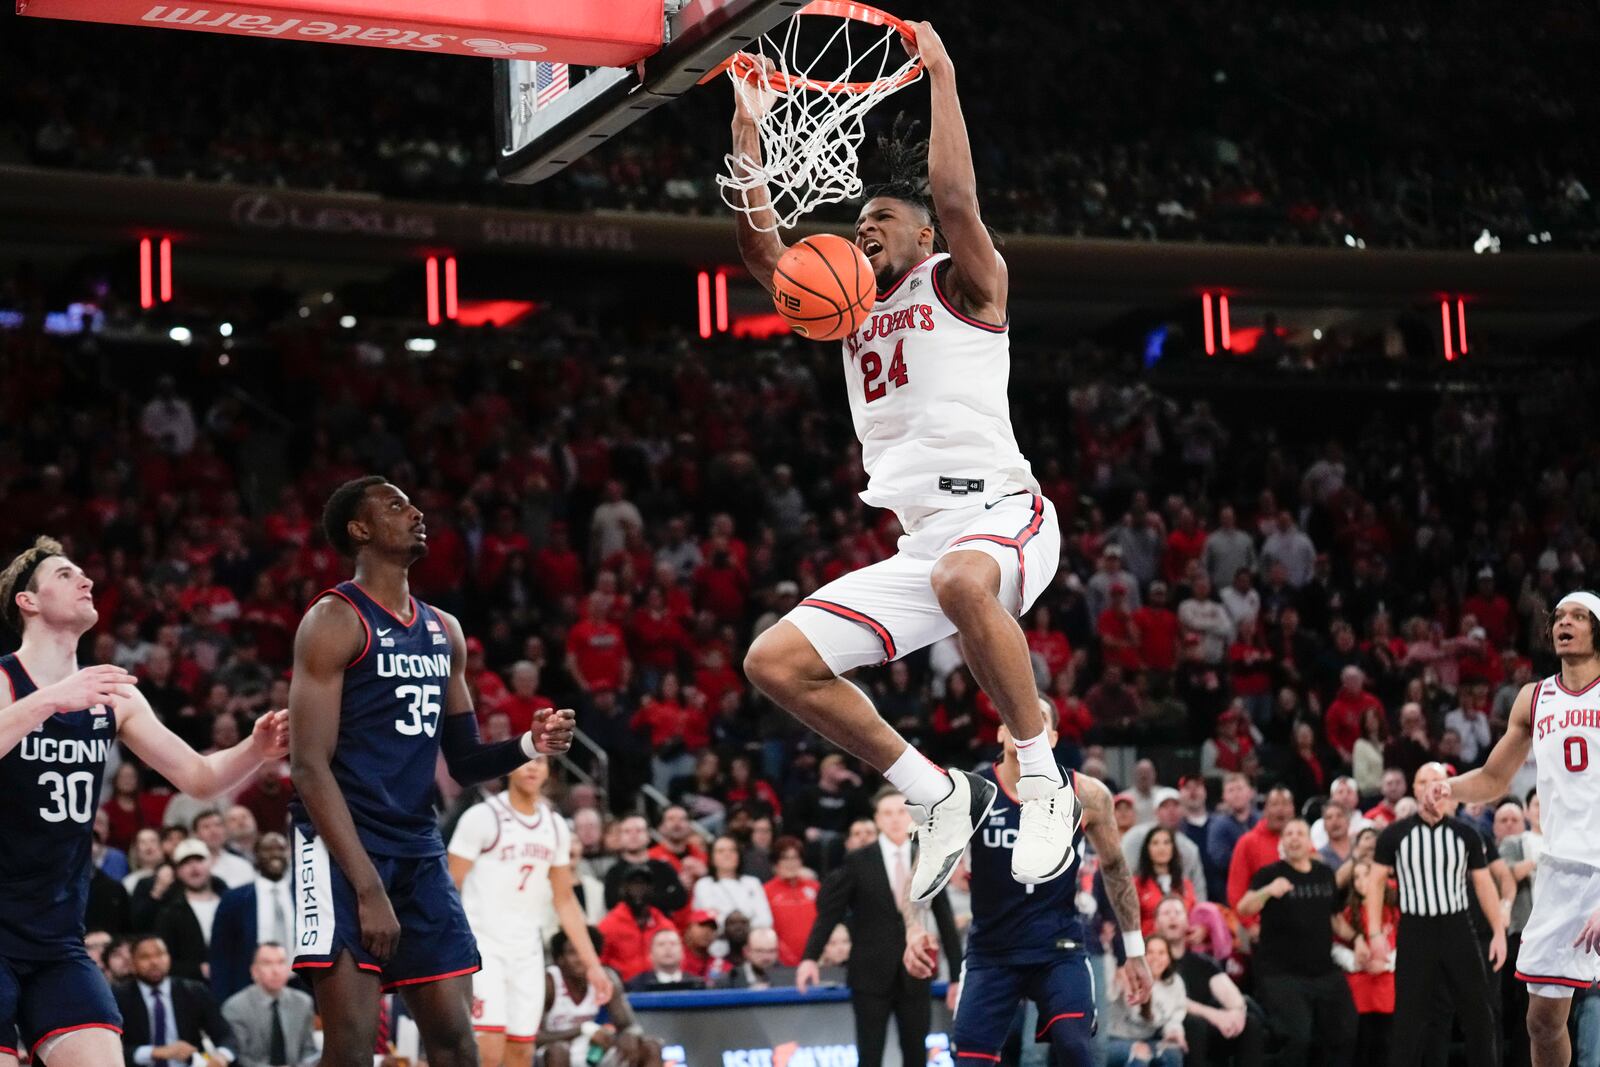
[860,338,910,403]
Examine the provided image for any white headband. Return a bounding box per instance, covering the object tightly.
[1557,591,1600,620]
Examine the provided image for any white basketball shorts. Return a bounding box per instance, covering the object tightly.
[472,943,546,1041]
[787,491,1060,675]
[1515,853,1600,998]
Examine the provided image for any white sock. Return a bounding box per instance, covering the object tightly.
[1013,730,1064,784]
[885,746,952,810]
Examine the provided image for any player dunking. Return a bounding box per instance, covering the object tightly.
[448,756,612,1067]
[289,477,577,1067]
[901,700,1152,1065]
[1415,591,1600,1067]
[733,22,1075,902]
[0,536,288,1067]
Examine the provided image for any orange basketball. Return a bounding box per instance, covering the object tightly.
[772,233,876,341]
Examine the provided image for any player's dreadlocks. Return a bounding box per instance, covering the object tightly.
[861,113,1001,251]
[862,114,943,248]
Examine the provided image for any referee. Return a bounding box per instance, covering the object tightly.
[1366,762,1506,1067]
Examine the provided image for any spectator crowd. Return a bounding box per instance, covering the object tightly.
[1,279,1597,1067]
[2,0,1597,251]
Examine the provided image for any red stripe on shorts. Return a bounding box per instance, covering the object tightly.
[799,598,897,663]
[950,494,1046,614]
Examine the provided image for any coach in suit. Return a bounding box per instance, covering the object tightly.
[222,944,319,1067]
[117,934,238,1067]
[210,833,294,1001]
[797,789,962,1067]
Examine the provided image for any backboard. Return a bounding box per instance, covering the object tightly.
[495,0,802,185]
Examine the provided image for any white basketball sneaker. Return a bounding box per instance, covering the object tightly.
[1011,774,1081,885]
[907,768,997,904]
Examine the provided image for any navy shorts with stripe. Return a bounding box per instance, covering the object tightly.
[952,954,1096,1065]
[291,823,480,992]
[0,949,122,1056]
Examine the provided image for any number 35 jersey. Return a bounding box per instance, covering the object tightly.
[290,581,453,859]
[0,653,112,959]
[841,252,1038,518]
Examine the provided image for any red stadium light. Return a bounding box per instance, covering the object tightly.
[1440,300,1454,361]
[1201,293,1215,356]
[714,270,729,333]
[455,300,539,328]
[138,238,153,309]
[1219,295,1231,352]
[731,312,792,339]
[425,257,440,327]
[697,271,712,340]
[159,237,173,303]
[1457,298,1468,355]
[444,256,459,321]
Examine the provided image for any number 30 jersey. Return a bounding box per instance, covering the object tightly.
[0,653,112,959]
[841,252,1038,518]
[290,581,453,858]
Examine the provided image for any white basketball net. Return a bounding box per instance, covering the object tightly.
[718,5,923,232]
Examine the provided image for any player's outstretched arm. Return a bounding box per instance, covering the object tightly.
[911,21,1006,324]
[0,663,137,758]
[729,59,786,294]
[1433,683,1536,810]
[435,609,575,785]
[551,864,613,1005]
[1079,773,1152,1004]
[118,688,287,799]
[288,596,398,960]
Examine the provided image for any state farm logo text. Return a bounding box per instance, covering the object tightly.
[230,194,435,239]
[143,7,551,55]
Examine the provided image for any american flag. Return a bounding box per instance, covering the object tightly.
[534,62,569,110]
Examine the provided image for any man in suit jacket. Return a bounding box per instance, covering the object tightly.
[210,833,294,1001]
[797,789,962,1067]
[221,943,319,1067]
[116,934,238,1067]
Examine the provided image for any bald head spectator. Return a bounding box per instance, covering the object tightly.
[1261,511,1317,588]
[1201,505,1256,590]
[1324,667,1384,765]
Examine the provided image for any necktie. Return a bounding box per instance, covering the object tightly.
[269,998,288,1066]
[150,986,168,1067]
[892,846,909,904]
[272,886,290,948]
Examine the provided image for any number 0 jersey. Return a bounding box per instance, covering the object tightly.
[1530,673,1600,868]
[842,252,1038,517]
[0,654,113,959]
[289,581,453,859]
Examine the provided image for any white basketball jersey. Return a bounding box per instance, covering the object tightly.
[450,793,570,953]
[841,252,1037,516]
[543,964,600,1033]
[1529,674,1600,868]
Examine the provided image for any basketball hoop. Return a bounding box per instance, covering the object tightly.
[717,1,923,233]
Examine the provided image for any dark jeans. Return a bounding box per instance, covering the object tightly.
[1256,969,1356,1067]
[1183,996,1267,1067]
[1390,914,1498,1067]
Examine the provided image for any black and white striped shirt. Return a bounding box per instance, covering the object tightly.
[1374,814,1488,917]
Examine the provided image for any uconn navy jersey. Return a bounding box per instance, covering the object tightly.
[290,582,453,858]
[965,764,1086,966]
[0,654,113,959]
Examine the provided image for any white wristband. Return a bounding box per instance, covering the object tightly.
[520,732,538,759]
[1123,931,1146,958]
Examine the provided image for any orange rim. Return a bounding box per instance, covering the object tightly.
[712,1,923,94]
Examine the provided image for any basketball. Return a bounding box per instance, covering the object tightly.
[772,234,876,341]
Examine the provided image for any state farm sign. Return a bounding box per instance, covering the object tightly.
[16,0,664,66]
